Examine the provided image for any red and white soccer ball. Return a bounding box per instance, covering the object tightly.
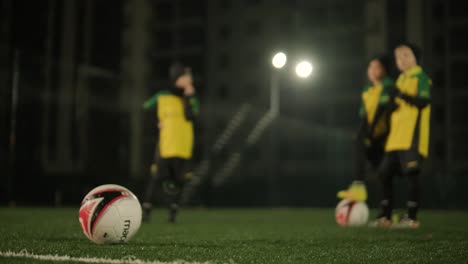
[335,199,369,227]
[79,184,142,244]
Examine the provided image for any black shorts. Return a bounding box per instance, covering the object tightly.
[157,158,191,185]
[365,137,386,169]
[378,151,424,176]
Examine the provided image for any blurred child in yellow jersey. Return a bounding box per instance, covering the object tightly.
[338,56,394,202]
[142,62,200,223]
[370,43,431,229]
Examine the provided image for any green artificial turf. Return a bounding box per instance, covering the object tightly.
[0,208,467,264]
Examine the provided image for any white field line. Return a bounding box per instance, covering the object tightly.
[0,250,232,264]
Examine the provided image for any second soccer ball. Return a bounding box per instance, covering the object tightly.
[335,199,369,227]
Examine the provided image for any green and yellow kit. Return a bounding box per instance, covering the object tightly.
[143,88,200,159]
[360,76,394,140]
[385,66,431,157]
[352,76,395,181]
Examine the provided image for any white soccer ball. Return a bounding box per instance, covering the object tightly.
[335,199,369,227]
[78,184,142,244]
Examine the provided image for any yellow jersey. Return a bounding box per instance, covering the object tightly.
[360,77,394,139]
[385,66,431,157]
[143,89,200,159]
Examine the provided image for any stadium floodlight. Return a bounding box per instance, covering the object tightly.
[272,52,287,69]
[295,61,313,78]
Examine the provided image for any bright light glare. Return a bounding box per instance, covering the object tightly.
[272,52,287,69]
[295,61,313,78]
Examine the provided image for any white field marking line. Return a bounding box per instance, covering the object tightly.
[0,250,233,264]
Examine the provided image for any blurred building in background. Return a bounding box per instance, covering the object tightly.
[0,0,467,208]
[1,0,126,204]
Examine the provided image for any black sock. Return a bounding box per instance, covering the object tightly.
[380,199,392,220]
[408,201,418,220]
[407,170,420,220]
[377,153,396,220]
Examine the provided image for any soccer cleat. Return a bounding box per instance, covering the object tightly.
[337,181,368,202]
[368,217,392,228]
[168,203,179,223]
[392,217,420,229]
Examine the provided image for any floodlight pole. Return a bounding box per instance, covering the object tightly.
[270,70,280,117]
[268,69,281,206]
[7,49,20,204]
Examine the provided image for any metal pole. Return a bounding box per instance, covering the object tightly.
[269,70,280,205]
[270,71,280,117]
[443,1,452,173]
[42,0,56,166]
[7,49,20,203]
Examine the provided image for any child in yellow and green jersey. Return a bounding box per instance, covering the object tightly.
[142,62,200,223]
[370,43,431,229]
[338,56,394,202]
